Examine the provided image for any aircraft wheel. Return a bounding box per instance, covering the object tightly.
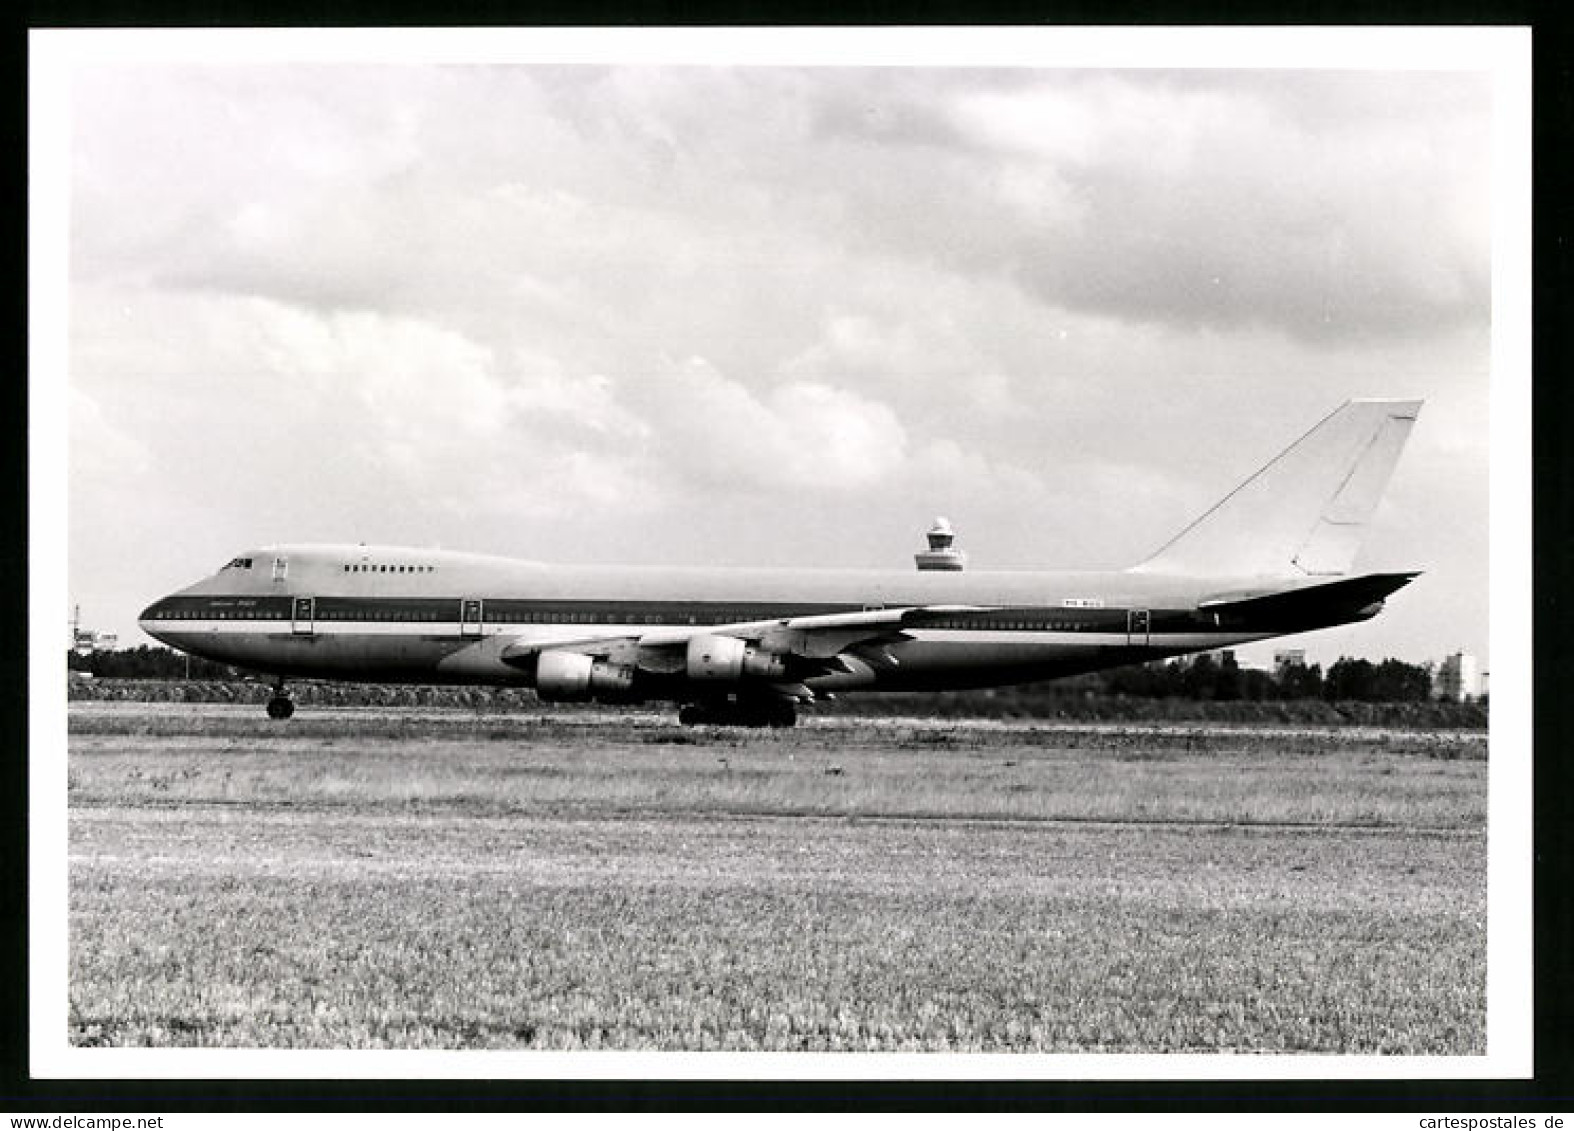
[678,704,708,726]
[762,700,797,728]
[266,696,295,720]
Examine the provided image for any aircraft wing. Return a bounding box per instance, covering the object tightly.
[497,604,995,674]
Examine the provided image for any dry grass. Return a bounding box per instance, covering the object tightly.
[67,704,1488,1053]
[67,705,1486,829]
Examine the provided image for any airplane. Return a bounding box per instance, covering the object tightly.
[138,399,1422,727]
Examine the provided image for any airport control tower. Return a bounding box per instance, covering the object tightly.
[914,516,967,571]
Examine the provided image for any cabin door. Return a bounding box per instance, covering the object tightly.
[460,598,484,638]
[291,596,315,636]
[1126,608,1150,647]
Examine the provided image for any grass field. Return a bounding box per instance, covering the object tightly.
[67,704,1488,1053]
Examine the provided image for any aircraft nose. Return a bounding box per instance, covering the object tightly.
[138,599,171,644]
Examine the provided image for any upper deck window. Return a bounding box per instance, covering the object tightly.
[223,557,254,570]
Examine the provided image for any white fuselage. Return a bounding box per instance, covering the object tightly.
[136,402,1421,722]
[138,543,1330,696]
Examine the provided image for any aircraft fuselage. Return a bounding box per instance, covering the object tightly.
[139,543,1405,699]
[137,401,1425,724]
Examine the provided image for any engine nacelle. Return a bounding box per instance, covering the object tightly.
[535,650,593,700]
[535,650,636,701]
[685,634,790,682]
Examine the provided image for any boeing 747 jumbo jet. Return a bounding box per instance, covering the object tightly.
[139,399,1422,727]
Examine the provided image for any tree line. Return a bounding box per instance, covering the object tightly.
[1094,651,1442,703]
[69,646,1456,703]
[68,645,239,680]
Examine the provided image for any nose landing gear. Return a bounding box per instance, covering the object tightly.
[265,678,295,720]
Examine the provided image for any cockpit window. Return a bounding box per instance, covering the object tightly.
[223,557,254,570]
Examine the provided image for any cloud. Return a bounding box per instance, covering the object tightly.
[631,357,908,493]
[68,288,657,528]
[1021,72,1489,341]
[71,65,1491,365]
[804,69,1491,343]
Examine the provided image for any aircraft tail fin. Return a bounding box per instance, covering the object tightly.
[1132,398,1422,578]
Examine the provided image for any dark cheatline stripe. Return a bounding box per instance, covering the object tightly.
[144,593,1224,634]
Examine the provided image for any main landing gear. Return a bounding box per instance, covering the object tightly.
[678,697,798,728]
[265,678,295,720]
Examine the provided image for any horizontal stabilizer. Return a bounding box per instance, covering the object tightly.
[1134,399,1421,578]
[1200,571,1419,629]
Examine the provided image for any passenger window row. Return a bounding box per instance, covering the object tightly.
[929,618,1087,631]
[160,609,283,620]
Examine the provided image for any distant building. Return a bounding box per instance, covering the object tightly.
[914,516,967,571]
[1434,652,1481,701]
[69,606,117,655]
[1273,648,1307,672]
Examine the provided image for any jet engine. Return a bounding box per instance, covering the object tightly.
[534,650,636,701]
[685,634,790,682]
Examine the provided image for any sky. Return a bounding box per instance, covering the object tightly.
[49,32,1514,670]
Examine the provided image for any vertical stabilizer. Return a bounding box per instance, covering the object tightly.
[1132,399,1422,578]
